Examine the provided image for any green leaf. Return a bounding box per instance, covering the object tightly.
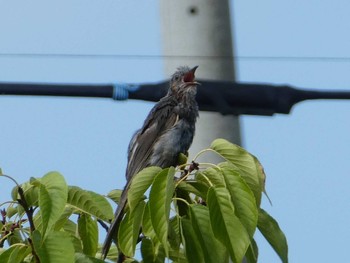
[87,190,114,220]
[7,229,24,245]
[174,187,192,217]
[32,230,75,263]
[6,206,19,219]
[168,249,188,263]
[118,201,145,257]
[189,205,227,263]
[14,205,25,218]
[78,213,98,257]
[219,162,258,238]
[176,181,201,197]
[139,241,165,263]
[124,259,139,263]
[245,238,258,263]
[142,202,158,242]
[153,245,166,263]
[97,244,118,262]
[177,152,188,166]
[149,167,175,254]
[35,206,75,233]
[53,207,74,231]
[70,235,83,253]
[12,182,39,207]
[141,238,155,263]
[67,186,113,221]
[37,172,68,237]
[254,157,272,204]
[74,252,106,263]
[210,139,262,205]
[106,189,123,204]
[0,245,30,263]
[176,180,208,199]
[258,209,288,263]
[197,167,226,188]
[168,217,181,250]
[63,219,78,236]
[128,166,162,213]
[207,187,250,263]
[181,218,204,263]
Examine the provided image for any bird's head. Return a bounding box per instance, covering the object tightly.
[169,66,200,97]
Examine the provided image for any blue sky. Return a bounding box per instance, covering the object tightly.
[1,1,350,262]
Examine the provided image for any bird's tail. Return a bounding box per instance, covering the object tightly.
[101,184,129,259]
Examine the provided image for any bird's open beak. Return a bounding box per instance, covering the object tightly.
[184,66,200,86]
[190,65,198,74]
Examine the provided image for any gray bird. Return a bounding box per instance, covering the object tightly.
[102,66,199,261]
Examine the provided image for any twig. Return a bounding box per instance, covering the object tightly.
[97,219,109,232]
[16,185,40,263]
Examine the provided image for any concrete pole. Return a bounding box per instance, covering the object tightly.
[160,0,241,162]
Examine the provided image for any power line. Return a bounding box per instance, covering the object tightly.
[1,52,350,62]
[1,80,350,116]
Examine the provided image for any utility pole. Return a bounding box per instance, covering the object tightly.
[160,0,241,162]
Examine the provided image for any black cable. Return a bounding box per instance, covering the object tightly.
[1,80,350,116]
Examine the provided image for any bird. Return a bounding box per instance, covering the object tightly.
[102,66,200,261]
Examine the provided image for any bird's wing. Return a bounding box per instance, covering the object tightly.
[126,98,178,180]
[102,98,178,260]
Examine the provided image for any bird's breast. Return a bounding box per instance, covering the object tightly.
[150,118,195,168]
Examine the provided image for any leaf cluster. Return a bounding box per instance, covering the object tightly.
[0,172,113,263]
[118,138,288,263]
[0,139,288,263]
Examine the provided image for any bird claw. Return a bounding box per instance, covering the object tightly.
[179,161,199,179]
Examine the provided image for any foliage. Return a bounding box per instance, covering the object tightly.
[0,139,288,262]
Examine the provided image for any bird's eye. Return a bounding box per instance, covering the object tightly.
[173,75,181,82]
